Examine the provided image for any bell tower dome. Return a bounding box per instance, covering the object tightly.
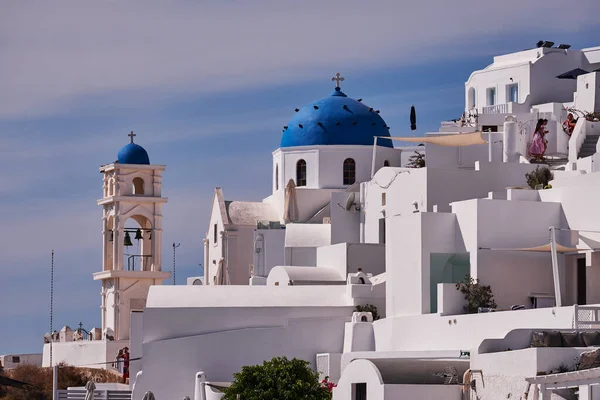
[94,131,169,341]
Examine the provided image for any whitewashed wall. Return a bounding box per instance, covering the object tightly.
[252,229,285,277]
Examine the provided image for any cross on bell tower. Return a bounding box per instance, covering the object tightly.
[331,72,345,88]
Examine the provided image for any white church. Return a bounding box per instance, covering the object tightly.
[41,41,600,400]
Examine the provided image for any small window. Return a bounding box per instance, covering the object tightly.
[213,224,218,243]
[275,164,279,191]
[468,87,476,109]
[383,160,390,167]
[343,158,356,185]
[507,83,519,103]
[296,159,307,187]
[381,193,386,206]
[486,87,496,106]
[12,356,20,363]
[132,177,144,195]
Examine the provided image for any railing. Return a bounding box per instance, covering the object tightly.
[482,103,508,114]
[126,255,152,271]
[573,305,600,330]
[57,390,131,400]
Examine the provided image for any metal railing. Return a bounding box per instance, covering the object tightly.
[573,305,600,330]
[57,390,131,400]
[482,103,508,114]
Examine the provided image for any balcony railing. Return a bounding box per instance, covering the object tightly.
[482,103,508,114]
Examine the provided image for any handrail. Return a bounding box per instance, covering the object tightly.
[126,255,152,271]
[568,118,588,163]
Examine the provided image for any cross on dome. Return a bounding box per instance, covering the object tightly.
[331,72,344,88]
[128,131,136,143]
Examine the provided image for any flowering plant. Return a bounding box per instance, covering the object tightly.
[320,376,337,392]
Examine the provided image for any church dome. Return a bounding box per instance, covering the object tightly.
[117,143,150,165]
[281,86,393,148]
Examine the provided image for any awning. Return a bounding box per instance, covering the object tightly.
[379,131,487,147]
[556,68,589,79]
[480,243,580,253]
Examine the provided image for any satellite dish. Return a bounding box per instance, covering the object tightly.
[344,193,356,210]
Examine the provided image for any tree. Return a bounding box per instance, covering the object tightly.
[525,166,553,189]
[222,357,331,400]
[406,151,425,168]
[355,304,380,320]
[455,275,497,314]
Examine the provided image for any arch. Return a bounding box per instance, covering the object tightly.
[468,87,476,109]
[123,214,153,272]
[383,160,390,167]
[275,164,279,191]
[296,159,307,187]
[132,177,145,195]
[343,158,356,185]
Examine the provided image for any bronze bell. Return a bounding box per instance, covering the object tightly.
[123,231,133,247]
[135,228,143,240]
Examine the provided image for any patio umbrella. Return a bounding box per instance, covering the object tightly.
[84,380,96,400]
[215,258,230,285]
[283,179,299,223]
[556,68,589,79]
[142,391,156,400]
[410,105,417,131]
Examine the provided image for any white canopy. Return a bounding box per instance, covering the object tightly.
[481,243,580,253]
[379,131,487,147]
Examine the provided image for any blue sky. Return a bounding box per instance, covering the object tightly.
[0,1,598,354]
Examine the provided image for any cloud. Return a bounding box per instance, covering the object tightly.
[1,0,598,119]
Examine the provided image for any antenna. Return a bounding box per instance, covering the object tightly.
[50,250,54,367]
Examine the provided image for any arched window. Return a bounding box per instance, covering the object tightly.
[468,87,476,109]
[383,160,390,167]
[343,158,356,185]
[132,177,144,195]
[296,159,307,187]
[275,164,279,191]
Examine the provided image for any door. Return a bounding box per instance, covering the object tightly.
[577,257,587,305]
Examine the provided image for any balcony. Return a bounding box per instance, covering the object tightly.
[482,103,508,114]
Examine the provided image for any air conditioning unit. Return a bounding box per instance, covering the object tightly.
[323,217,331,224]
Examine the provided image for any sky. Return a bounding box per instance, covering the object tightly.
[0,1,598,354]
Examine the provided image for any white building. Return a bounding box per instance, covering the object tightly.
[0,353,42,369]
[41,42,600,400]
[42,132,170,369]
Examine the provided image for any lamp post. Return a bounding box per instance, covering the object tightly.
[173,243,181,285]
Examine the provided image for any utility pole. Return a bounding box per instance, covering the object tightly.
[173,243,181,285]
[50,250,54,368]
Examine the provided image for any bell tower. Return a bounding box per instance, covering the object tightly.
[94,132,169,341]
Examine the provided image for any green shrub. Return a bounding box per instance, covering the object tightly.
[455,275,497,314]
[525,167,554,190]
[222,357,331,400]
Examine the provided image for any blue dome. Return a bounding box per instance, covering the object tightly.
[117,143,150,165]
[281,87,393,148]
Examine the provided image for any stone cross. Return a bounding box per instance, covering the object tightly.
[128,131,136,143]
[331,72,344,88]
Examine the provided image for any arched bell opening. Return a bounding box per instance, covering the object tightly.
[123,215,153,271]
[105,216,115,271]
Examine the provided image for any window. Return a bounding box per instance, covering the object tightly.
[381,193,386,206]
[213,224,217,243]
[296,159,307,187]
[343,158,356,185]
[379,218,386,244]
[275,164,279,191]
[486,87,496,106]
[383,160,390,167]
[132,177,144,195]
[12,356,20,363]
[468,87,476,109]
[507,83,519,103]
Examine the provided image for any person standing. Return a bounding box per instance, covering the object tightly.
[529,119,546,162]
